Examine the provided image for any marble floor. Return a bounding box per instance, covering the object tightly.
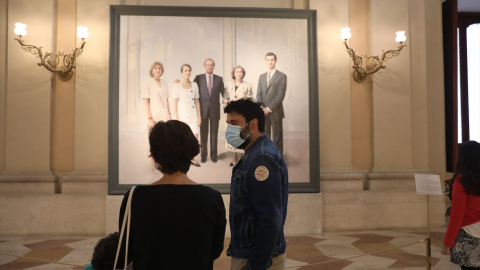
[0,228,459,270]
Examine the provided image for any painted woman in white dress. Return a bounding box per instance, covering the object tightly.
[223,65,253,166]
[171,64,202,167]
[142,61,171,170]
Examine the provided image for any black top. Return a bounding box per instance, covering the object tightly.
[118,184,226,269]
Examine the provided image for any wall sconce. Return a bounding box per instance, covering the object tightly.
[341,27,406,82]
[13,22,89,81]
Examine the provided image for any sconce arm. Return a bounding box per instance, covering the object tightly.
[344,40,407,82]
[344,41,367,81]
[14,37,45,64]
[362,44,406,76]
[73,40,86,57]
[14,37,87,81]
[380,44,406,63]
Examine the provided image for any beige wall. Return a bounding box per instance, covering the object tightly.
[0,0,447,235]
[5,0,53,173]
[0,0,7,172]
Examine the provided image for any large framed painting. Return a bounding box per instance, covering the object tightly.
[108,5,319,194]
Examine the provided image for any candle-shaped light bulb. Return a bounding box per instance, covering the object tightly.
[77,26,89,39]
[340,27,351,41]
[14,22,27,37]
[395,31,406,43]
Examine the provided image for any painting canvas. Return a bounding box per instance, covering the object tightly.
[108,6,319,194]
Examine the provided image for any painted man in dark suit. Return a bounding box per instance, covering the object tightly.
[194,58,225,163]
[256,52,287,154]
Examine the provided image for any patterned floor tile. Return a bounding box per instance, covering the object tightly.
[0,262,46,269]
[0,230,461,270]
[0,250,30,265]
[315,239,364,259]
[343,255,396,270]
[24,262,76,269]
[284,257,308,269]
[64,238,100,250]
[0,240,32,252]
[0,239,85,269]
[293,260,352,270]
[381,252,439,268]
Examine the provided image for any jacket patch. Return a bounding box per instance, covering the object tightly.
[254,166,269,181]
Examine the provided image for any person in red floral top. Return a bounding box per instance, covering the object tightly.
[442,141,480,270]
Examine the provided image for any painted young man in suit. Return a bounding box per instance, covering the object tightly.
[256,52,287,154]
[194,59,225,163]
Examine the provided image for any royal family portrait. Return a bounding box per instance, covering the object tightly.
[109,7,319,193]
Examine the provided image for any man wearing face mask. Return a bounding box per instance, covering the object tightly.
[224,99,289,270]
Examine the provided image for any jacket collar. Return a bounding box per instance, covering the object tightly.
[241,134,268,161]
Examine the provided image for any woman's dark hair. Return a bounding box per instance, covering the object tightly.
[224,99,265,132]
[452,140,480,196]
[149,120,200,174]
[180,64,191,73]
[91,232,120,270]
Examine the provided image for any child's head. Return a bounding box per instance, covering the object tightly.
[91,232,120,270]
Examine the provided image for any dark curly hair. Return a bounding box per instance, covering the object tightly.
[149,120,200,174]
[451,140,480,196]
[224,99,265,133]
[91,232,120,270]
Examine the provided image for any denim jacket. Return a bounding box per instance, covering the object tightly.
[227,135,288,270]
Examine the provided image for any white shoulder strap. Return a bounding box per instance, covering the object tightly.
[113,186,136,270]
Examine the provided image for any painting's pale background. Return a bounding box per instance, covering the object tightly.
[118,16,309,185]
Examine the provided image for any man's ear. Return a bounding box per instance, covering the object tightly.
[251,119,259,131]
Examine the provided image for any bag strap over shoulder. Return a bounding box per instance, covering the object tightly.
[113,186,136,270]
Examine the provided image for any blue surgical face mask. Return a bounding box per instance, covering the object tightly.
[225,121,252,148]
